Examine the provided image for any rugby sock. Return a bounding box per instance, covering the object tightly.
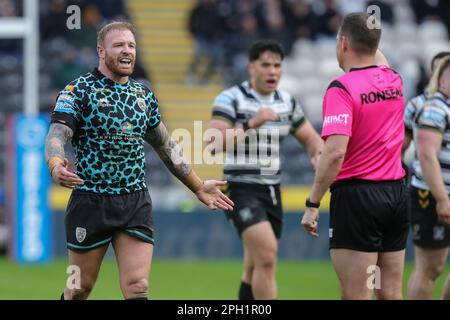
[238,281,254,300]
[60,293,64,300]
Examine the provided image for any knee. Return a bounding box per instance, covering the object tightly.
[255,249,277,271]
[69,280,95,300]
[424,263,445,281]
[124,278,149,299]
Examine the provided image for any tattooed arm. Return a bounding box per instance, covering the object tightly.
[44,123,84,188]
[145,122,233,210]
[45,123,73,163]
[144,122,195,188]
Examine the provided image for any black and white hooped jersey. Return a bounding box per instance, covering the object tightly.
[412,91,450,193]
[212,81,307,185]
[404,93,427,136]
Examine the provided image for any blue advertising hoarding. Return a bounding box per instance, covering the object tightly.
[8,114,52,263]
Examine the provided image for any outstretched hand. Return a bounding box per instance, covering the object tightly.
[195,180,234,211]
[52,159,84,189]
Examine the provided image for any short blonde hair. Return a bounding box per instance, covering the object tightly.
[426,56,450,96]
[97,21,136,45]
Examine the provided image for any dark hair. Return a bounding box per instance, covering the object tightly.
[431,51,450,71]
[97,21,136,45]
[339,13,381,55]
[248,39,285,62]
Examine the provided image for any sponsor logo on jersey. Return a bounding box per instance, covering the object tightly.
[323,114,350,126]
[121,121,133,134]
[360,88,403,105]
[137,98,146,111]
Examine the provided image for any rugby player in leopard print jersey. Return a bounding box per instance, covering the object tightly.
[45,21,233,300]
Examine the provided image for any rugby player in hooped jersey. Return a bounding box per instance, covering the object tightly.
[408,56,450,299]
[208,40,323,300]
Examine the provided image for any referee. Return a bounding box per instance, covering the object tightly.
[302,13,408,300]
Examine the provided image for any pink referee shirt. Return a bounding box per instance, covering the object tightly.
[321,65,405,181]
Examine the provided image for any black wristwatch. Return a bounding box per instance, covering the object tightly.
[305,197,320,208]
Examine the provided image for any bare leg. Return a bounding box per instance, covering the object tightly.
[241,221,278,300]
[64,245,109,300]
[441,272,450,300]
[330,249,378,300]
[408,246,449,299]
[375,250,405,300]
[112,232,153,299]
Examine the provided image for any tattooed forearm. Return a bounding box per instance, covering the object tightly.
[157,138,192,181]
[144,122,192,181]
[44,123,74,163]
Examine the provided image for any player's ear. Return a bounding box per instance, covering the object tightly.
[97,44,105,59]
[341,36,350,53]
[247,62,254,77]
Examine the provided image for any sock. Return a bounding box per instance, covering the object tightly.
[126,296,148,300]
[238,281,254,300]
[60,293,64,300]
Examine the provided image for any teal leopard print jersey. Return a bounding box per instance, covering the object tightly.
[51,68,161,194]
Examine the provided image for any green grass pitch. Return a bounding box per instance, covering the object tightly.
[0,257,449,299]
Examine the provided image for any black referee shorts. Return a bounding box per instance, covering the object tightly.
[410,186,450,248]
[329,179,409,252]
[65,189,154,251]
[224,182,283,239]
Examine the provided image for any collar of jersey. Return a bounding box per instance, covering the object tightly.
[436,91,450,101]
[349,65,379,72]
[242,81,281,102]
[91,67,130,87]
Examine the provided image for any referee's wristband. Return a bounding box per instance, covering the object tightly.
[305,197,320,209]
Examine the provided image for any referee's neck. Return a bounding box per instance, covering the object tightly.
[344,56,376,73]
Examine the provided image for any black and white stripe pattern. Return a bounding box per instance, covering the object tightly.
[404,93,427,136]
[412,92,450,192]
[212,81,306,185]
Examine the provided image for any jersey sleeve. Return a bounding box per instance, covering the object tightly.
[290,96,306,133]
[146,90,161,129]
[321,80,353,139]
[416,103,447,133]
[51,83,84,132]
[211,90,237,125]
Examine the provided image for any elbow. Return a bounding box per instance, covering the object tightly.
[328,148,346,163]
